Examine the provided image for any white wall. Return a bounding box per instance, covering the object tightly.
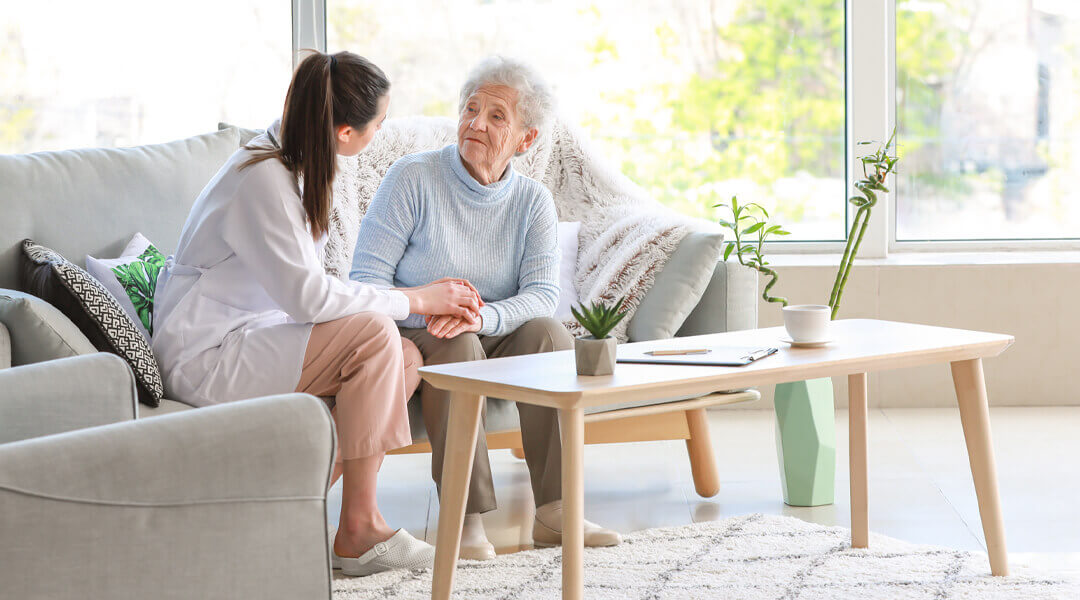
[723,255,1078,409]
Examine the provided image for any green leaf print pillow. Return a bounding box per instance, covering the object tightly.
[85,233,166,342]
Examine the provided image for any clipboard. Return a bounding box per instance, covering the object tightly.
[616,345,778,367]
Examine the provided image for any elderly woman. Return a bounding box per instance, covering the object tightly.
[350,56,620,559]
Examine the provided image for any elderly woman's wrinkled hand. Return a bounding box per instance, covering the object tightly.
[426,313,482,339]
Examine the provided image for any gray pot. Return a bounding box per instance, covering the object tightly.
[575,336,617,376]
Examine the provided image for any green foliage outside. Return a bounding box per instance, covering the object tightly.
[0,25,36,153]
[581,0,961,232]
[111,245,166,335]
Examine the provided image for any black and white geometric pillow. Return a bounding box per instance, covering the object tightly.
[19,240,164,406]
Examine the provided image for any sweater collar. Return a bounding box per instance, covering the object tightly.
[445,144,515,202]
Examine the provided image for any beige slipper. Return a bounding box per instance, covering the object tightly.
[532,500,622,548]
[459,513,497,561]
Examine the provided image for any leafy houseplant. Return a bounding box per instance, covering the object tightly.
[571,298,627,376]
[715,199,833,507]
[715,197,791,308]
[711,133,900,508]
[828,129,899,319]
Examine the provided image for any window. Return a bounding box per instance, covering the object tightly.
[896,0,1080,241]
[327,0,846,241]
[0,0,290,153]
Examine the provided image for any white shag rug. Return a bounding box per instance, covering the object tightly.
[333,513,1078,599]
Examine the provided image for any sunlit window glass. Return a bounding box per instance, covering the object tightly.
[1,0,290,153]
[329,0,846,241]
[897,0,1080,240]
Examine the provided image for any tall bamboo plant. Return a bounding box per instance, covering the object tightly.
[828,129,899,319]
[716,197,791,308]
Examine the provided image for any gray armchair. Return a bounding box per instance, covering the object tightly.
[0,353,337,600]
[0,353,137,444]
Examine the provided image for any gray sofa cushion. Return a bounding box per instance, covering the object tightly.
[0,289,96,367]
[0,322,9,369]
[136,398,193,419]
[0,127,242,290]
[677,260,759,337]
[628,230,726,342]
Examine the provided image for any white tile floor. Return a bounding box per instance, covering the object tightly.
[327,407,1080,578]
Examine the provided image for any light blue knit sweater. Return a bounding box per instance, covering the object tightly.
[350,144,560,336]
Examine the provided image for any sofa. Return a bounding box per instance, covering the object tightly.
[0,124,759,417]
[0,125,759,596]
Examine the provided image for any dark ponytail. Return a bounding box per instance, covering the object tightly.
[243,51,390,239]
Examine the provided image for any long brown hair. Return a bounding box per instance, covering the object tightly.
[242,51,389,239]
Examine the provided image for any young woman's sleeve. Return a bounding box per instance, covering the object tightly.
[221,162,410,324]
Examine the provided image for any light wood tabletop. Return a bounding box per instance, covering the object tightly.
[420,319,1015,599]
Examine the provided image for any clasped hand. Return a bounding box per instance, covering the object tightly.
[397,277,484,339]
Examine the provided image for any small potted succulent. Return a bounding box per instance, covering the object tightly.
[571,297,627,376]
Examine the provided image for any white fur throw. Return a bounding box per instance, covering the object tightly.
[324,116,714,341]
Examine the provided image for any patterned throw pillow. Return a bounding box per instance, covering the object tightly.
[19,239,165,407]
[85,233,166,341]
[113,246,164,332]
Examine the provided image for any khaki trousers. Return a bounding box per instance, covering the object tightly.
[295,312,422,461]
[401,317,573,514]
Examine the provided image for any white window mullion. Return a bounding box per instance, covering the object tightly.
[847,0,893,259]
[292,0,327,68]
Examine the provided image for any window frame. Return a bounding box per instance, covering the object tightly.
[302,0,1080,257]
[292,0,326,68]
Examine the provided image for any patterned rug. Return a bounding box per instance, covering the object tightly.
[332,513,1079,599]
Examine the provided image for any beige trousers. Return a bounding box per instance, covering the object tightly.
[401,317,573,513]
[295,312,422,462]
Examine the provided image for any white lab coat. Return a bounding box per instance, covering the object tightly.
[152,122,409,407]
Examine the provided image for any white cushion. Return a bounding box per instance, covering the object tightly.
[554,221,581,321]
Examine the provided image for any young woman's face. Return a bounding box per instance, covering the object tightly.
[336,94,390,157]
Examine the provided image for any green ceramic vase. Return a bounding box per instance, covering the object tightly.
[774,377,836,506]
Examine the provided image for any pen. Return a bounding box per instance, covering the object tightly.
[646,349,710,356]
[743,348,777,361]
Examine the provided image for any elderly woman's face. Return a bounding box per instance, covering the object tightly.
[458,84,535,179]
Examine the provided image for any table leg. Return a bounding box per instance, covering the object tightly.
[431,392,484,600]
[685,407,721,498]
[848,372,869,548]
[559,407,585,600]
[950,358,1009,576]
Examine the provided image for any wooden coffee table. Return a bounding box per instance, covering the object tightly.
[419,319,1014,600]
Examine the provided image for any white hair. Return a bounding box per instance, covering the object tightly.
[458,56,555,130]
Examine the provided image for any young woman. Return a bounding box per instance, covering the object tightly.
[152,51,481,576]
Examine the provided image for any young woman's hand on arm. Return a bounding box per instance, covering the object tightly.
[399,277,484,320]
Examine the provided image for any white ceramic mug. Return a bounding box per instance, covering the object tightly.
[782,304,831,343]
